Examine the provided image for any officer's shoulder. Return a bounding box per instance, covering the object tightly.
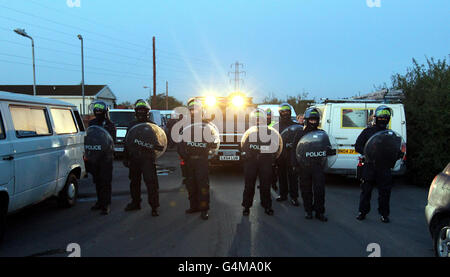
[88,118,97,126]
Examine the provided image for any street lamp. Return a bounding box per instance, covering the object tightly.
[77,34,85,115]
[14,28,36,96]
[143,86,151,107]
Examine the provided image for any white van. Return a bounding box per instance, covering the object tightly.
[0,91,86,239]
[109,109,164,153]
[314,101,407,176]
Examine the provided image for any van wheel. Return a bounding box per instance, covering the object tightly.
[433,217,450,257]
[58,173,78,208]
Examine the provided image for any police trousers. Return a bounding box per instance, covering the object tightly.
[299,165,325,214]
[186,157,210,211]
[359,163,392,217]
[278,158,299,199]
[128,157,160,209]
[242,156,273,209]
[91,156,113,207]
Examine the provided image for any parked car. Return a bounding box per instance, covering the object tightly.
[0,91,86,241]
[109,109,164,155]
[425,162,450,257]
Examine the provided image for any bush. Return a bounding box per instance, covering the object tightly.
[392,57,450,186]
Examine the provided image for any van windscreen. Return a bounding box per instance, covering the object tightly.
[110,112,135,127]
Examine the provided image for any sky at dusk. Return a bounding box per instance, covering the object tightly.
[0,0,448,104]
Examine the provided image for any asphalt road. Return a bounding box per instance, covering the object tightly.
[0,150,433,257]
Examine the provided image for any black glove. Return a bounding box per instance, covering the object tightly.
[397,150,404,160]
[326,148,337,156]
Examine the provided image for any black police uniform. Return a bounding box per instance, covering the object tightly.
[355,125,392,218]
[124,118,162,210]
[241,128,276,214]
[177,121,214,214]
[291,125,327,217]
[88,117,116,209]
[273,119,299,200]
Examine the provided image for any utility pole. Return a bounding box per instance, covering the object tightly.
[165,81,168,110]
[152,36,156,109]
[228,61,245,92]
[77,34,85,115]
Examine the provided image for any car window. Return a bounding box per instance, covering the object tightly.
[0,111,5,140]
[50,108,78,135]
[10,105,52,138]
[73,110,85,132]
[109,112,135,127]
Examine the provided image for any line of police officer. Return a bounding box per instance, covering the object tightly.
[86,98,398,224]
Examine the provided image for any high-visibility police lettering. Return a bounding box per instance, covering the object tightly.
[85,145,101,151]
[187,142,207,148]
[305,151,326,158]
[134,139,153,149]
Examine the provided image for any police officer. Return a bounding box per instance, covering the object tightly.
[123,99,162,217]
[88,101,116,215]
[241,109,278,216]
[355,105,394,223]
[274,103,299,206]
[177,98,214,220]
[292,107,330,221]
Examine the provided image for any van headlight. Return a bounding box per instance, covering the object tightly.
[231,95,245,107]
[205,95,217,107]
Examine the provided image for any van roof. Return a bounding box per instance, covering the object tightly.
[0,91,76,107]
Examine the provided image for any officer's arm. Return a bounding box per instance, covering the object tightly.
[354,129,368,154]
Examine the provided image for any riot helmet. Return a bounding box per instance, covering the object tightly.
[279,103,292,121]
[187,98,202,118]
[374,105,392,129]
[91,100,109,121]
[134,99,151,122]
[249,108,267,126]
[304,107,321,129]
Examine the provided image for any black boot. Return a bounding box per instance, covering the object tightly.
[356,212,366,221]
[91,202,101,211]
[185,207,200,214]
[264,208,274,216]
[124,202,141,212]
[100,205,110,215]
[243,207,250,216]
[152,209,159,217]
[201,210,209,220]
[380,215,390,223]
[305,212,313,219]
[315,213,328,222]
[290,198,299,207]
[276,196,287,202]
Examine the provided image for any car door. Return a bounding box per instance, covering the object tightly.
[0,107,14,193]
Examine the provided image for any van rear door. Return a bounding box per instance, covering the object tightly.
[329,104,371,172]
[0,108,14,194]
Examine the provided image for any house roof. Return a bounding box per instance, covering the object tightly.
[0,85,107,97]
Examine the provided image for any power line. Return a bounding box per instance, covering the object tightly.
[229,61,246,91]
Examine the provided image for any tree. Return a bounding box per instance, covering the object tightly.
[391,56,450,186]
[260,93,314,115]
[147,93,183,110]
[117,101,132,108]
